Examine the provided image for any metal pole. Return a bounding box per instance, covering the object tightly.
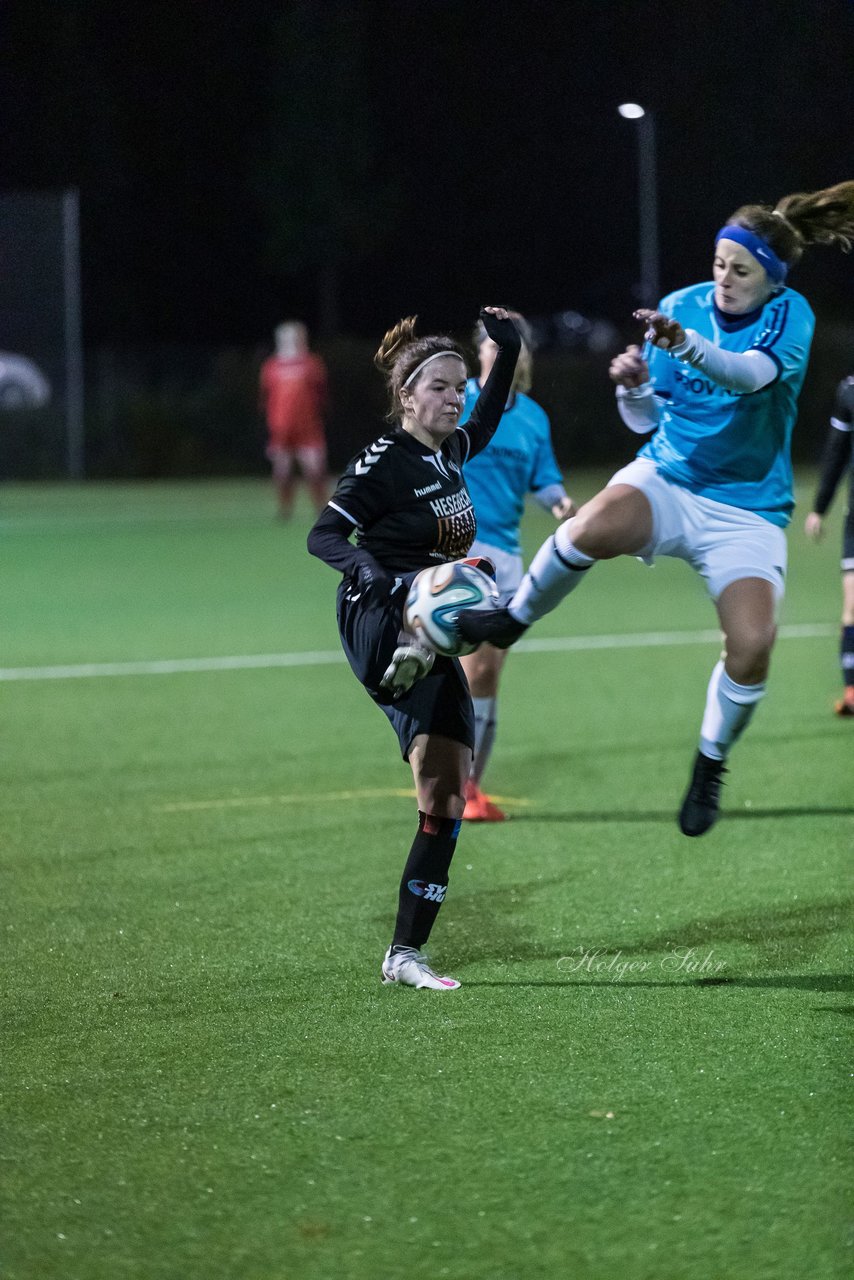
[637,113,660,306]
[62,187,85,479]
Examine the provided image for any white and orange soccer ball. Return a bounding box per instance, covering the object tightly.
[404,560,499,657]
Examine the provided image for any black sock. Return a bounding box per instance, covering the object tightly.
[391,812,460,950]
[842,625,854,688]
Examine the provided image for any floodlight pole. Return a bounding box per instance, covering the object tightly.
[63,187,85,479]
[636,111,660,307]
[618,105,660,307]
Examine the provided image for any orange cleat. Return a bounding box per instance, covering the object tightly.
[834,687,854,717]
[463,780,507,822]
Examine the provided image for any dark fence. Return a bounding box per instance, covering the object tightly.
[1,324,851,481]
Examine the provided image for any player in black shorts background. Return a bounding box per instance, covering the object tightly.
[307,307,521,989]
[805,374,854,715]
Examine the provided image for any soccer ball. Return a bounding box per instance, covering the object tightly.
[404,561,499,657]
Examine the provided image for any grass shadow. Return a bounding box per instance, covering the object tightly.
[463,973,854,993]
[440,892,853,967]
[512,806,854,824]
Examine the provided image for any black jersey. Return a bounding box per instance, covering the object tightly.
[308,328,520,580]
[813,376,854,516]
[330,423,480,573]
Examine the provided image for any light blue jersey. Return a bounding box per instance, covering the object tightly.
[460,380,564,554]
[640,282,815,527]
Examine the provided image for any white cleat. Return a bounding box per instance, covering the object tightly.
[380,640,435,698]
[381,946,461,990]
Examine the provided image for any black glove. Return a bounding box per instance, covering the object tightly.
[479,307,521,350]
[352,555,392,595]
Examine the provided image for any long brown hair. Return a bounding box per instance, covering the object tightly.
[374,317,467,421]
[728,180,854,269]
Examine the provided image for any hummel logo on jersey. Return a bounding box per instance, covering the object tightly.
[407,879,447,902]
[413,481,442,497]
[354,437,392,475]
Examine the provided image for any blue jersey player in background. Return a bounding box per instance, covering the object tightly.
[458,180,854,836]
[458,312,575,821]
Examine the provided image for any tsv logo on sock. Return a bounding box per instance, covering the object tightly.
[407,880,447,902]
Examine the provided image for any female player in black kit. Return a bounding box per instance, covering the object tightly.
[805,374,854,716]
[307,307,521,990]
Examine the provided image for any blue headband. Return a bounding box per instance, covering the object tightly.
[715,225,788,283]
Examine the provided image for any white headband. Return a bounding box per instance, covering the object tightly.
[402,350,464,388]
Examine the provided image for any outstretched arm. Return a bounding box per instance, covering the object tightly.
[634,308,776,395]
[457,307,521,460]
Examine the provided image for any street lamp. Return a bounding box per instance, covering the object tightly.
[618,103,660,306]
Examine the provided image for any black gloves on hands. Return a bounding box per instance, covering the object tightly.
[479,308,522,351]
[353,555,392,595]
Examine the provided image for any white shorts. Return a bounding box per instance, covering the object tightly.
[468,538,525,602]
[607,457,788,602]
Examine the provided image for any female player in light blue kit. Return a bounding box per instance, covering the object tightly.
[458,181,854,836]
[458,312,575,820]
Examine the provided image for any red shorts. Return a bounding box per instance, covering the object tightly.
[268,424,326,451]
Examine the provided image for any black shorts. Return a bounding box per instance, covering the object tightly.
[336,580,474,761]
[842,506,854,572]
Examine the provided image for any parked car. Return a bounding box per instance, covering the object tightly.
[0,352,51,408]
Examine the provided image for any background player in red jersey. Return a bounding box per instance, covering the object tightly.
[259,321,329,518]
[805,374,854,716]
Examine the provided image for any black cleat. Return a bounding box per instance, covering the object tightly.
[678,751,727,837]
[456,606,529,650]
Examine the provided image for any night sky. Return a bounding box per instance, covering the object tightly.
[2,0,853,345]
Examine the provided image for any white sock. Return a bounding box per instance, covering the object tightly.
[470,696,497,786]
[509,520,596,625]
[699,660,766,761]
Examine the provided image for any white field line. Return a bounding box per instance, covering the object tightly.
[0,651,345,681]
[0,622,836,683]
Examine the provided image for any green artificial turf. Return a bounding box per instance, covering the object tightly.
[2,476,851,1280]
